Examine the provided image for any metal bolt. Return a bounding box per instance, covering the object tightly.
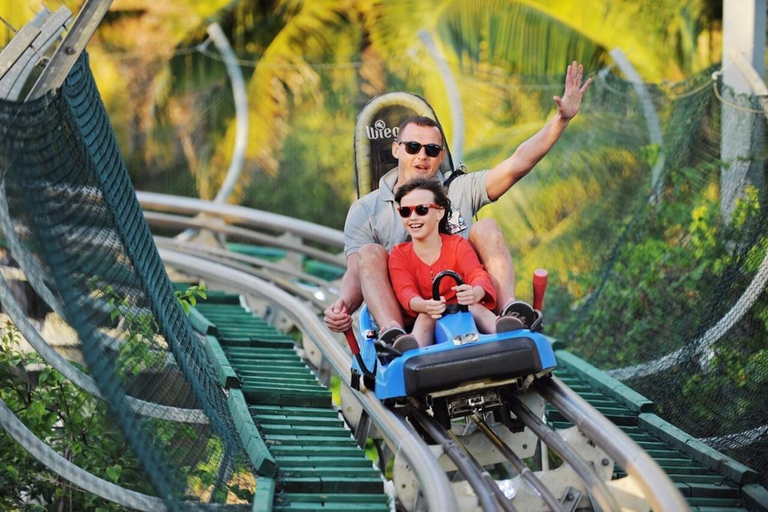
[65,46,75,55]
[566,492,574,501]
[522,444,528,450]
[602,458,610,466]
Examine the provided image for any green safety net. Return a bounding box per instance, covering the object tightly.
[0,53,251,508]
[536,70,768,485]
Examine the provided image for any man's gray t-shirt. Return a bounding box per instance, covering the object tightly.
[344,168,491,257]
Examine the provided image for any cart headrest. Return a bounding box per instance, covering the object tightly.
[354,92,455,197]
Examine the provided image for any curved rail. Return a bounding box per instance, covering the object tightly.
[137,192,345,248]
[505,392,621,512]
[144,211,345,266]
[146,204,690,511]
[408,405,510,512]
[158,248,459,512]
[537,377,690,512]
[0,398,167,511]
[470,413,565,512]
[0,273,210,423]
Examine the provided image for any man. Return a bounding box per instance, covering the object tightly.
[325,61,592,346]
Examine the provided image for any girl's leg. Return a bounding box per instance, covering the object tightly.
[469,304,498,334]
[411,314,437,347]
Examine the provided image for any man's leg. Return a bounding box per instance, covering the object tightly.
[358,243,405,330]
[469,219,516,314]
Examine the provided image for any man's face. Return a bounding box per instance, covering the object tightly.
[393,124,445,181]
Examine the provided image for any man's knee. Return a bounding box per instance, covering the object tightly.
[358,244,389,278]
[469,219,507,253]
[358,244,388,266]
[469,218,503,242]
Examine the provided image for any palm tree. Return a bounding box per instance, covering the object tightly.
[147,0,371,204]
[363,0,720,300]
[139,0,720,234]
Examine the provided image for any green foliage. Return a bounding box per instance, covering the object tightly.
[0,283,254,508]
[555,161,735,363]
[175,284,208,315]
[0,322,155,511]
[94,281,166,381]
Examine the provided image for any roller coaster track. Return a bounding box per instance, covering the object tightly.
[137,193,768,511]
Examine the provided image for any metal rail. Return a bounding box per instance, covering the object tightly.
[144,210,345,266]
[538,377,691,512]
[471,413,565,512]
[158,248,459,512]
[151,208,690,511]
[137,192,345,249]
[154,237,332,310]
[0,399,167,511]
[155,236,334,288]
[408,405,507,512]
[506,393,621,512]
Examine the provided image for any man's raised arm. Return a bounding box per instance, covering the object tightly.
[485,61,592,201]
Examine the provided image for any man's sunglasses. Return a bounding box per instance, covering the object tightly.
[396,140,443,158]
[397,203,442,218]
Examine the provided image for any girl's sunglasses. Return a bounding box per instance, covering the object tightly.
[397,203,442,218]
[397,140,443,158]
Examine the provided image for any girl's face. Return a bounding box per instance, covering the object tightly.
[398,188,444,242]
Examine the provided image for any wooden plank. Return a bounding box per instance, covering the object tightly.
[320,476,383,494]
[244,390,332,408]
[27,0,113,100]
[264,435,356,447]
[279,467,381,479]
[260,425,352,437]
[251,477,275,512]
[224,349,300,358]
[276,457,373,468]
[269,446,363,457]
[639,413,759,485]
[202,335,239,389]
[687,482,740,498]
[228,389,277,476]
[221,338,295,349]
[228,361,306,370]
[188,307,218,335]
[0,23,40,80]
[277,493,388,503]
[195,291,241,304]
[240,378,320,388]
[250,405,340,416]
[686,497,748,507]
[255,415,343,427]
[274,502,389,512]
[742,484,768,512]
[2,6,72,100]
[555,350,655,413]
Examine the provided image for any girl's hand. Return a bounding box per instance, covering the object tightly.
[425,297,446,319]
[453,284,484,305]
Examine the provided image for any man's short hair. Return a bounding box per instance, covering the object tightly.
[398,116,445,147]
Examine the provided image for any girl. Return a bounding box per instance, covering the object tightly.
[388,177,523,347]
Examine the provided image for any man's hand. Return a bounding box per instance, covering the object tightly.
[324,298,352,333]
[553,61,592,121]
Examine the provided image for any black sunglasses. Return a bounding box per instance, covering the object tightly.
[397,203,442,218]
[396,140,443,158]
